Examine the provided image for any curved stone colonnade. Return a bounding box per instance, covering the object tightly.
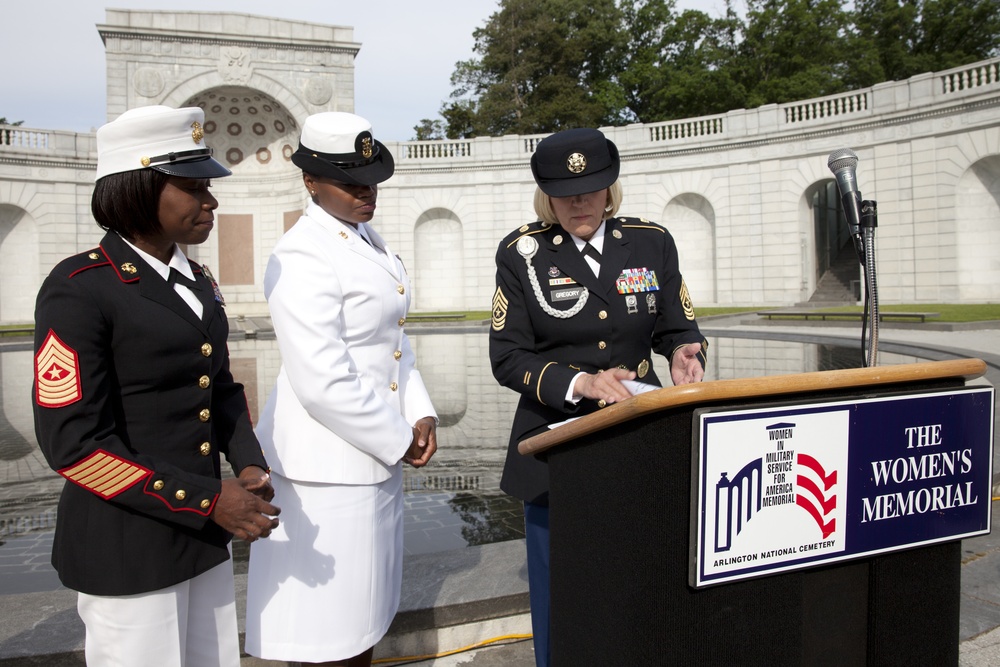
[0,9,998,325]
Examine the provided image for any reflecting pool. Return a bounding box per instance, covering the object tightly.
[0,330,927,591]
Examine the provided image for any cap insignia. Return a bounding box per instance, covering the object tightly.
[361,136,373,158]
[567,152,587,174]
[191,121,204,144]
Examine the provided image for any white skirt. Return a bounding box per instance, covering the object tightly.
[243,468,403,662]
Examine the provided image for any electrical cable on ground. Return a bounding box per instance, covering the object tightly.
[373,633,534,665]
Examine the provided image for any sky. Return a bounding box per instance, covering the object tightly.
[3,0,726,142]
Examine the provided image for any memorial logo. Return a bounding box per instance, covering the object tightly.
[698,410,850,582]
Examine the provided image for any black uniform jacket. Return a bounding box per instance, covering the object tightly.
[489,216,707,503]
[32,231,267,596]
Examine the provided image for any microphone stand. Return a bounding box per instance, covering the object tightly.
[858,200,879,367]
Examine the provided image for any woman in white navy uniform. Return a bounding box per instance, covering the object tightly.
[32,105,279,667]
[245,112,438,667]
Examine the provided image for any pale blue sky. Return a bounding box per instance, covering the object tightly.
[4,0,727,141]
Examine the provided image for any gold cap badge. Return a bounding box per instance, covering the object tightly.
[566,152,587,174]
[191,121,204,144]
[361,136,373,158]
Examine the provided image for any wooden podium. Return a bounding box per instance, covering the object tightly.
[519,360,992,666]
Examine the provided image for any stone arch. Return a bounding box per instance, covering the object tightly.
[413,209,463,312]
[160,70,312,134]
[0,205,38,324]
[663,194,716,304]
[181,86,301,176]
[956,156,1000,300]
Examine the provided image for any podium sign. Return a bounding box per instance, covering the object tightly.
[692,385,994,588]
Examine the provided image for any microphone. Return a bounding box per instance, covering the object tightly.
[827,148,862,238]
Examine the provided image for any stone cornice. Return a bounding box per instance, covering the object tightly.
[97,28,360,57]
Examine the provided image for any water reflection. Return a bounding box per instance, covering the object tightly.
[0,332,927,577]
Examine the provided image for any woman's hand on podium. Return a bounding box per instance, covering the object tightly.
[670,342,705,386]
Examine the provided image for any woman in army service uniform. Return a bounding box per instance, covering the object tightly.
[489,127,707,667]
[32,105,279,667]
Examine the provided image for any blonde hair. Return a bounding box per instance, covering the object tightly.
[533,180,623,226]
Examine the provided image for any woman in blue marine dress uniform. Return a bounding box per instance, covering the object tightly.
[32,105,280,667]
[489,128,708,667]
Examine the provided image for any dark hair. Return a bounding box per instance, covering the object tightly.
[91,168,170,240]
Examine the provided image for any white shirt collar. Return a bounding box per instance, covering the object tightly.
[569,220,606,254]
[120,235,193,279]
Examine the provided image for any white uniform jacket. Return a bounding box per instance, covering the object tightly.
[256,201,437,485]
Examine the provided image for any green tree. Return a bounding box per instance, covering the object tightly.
[412,119,446,140]
[618,0,746,122]
[737,0,854,108]
[851,0,1000,86]
[435,0,1000,138]
[443,0,627,137]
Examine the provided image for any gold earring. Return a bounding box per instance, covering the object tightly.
[310,190,317,195]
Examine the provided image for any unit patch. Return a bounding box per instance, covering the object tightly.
[59,450,151,499]
[35,330,82,408]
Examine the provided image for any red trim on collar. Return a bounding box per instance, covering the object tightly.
[99,243,141,283]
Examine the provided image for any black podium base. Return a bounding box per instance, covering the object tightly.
[547,404,961,666]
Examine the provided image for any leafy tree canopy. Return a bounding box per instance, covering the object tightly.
[422,0,1000,139]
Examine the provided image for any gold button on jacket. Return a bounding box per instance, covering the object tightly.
[201,343,213,357]
[175,490,187,501]
[198,375,210,389]
[199,408,211,422]
[199,442,212,456]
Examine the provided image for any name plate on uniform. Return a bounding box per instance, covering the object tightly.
[690,385,994,588]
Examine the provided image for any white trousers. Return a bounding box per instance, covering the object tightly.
[76,558,240,667]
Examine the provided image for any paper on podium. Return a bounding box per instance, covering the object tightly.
[548,379,662,429]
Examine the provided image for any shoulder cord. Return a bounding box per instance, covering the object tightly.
[520,242,589,319]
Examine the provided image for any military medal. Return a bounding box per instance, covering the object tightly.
[201,264,226,306]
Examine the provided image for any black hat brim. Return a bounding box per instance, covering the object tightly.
[531,139,620,197]
[151,155,232,179]
[291,140,395,186]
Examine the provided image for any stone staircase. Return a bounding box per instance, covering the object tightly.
[807,244,861,305]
